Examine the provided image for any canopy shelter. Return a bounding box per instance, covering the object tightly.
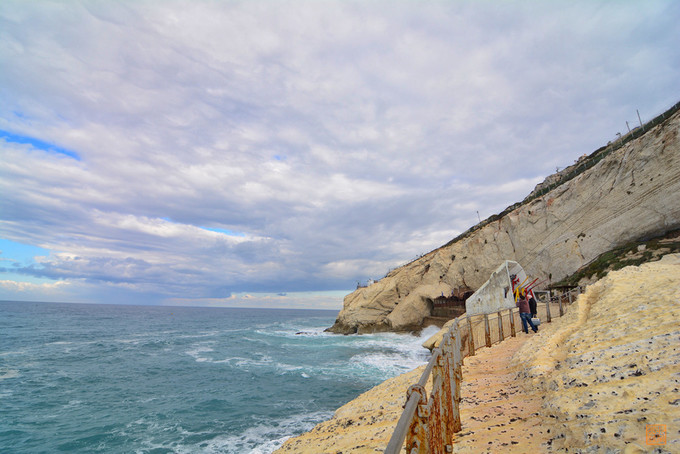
[465,260,528,316]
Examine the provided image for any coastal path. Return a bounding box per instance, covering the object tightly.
[385,288,581,453]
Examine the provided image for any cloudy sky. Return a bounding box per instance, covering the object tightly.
[1,1,678,309]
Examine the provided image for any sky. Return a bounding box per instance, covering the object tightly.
[1,1,679,310]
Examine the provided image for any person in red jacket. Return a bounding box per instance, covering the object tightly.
[517,289,538,334]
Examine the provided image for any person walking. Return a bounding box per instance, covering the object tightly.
[528,289,538,318]
[517,290,538,334]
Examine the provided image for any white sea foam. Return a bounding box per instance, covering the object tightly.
[234,354,273,368]
[185,347,214,362]
[249,436,293,454]
[62,399,82,409]
[254,322,332,340]
[242,336,273,347]
[263,325,438,382]
[174,330,228,339]
[0,349,28,357]
[345,326,439,378]
[0,368,20,380]
[350,351,419,376]
[273,362,304,373]
[206,354,276,369]
[171,410,334,454]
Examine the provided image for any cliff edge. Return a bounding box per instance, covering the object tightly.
[278,254,680,452]
[327,103,680,334]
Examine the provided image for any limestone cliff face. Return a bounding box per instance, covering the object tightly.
[328,107,680,334]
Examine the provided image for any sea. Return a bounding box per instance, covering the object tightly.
[0,300,437,453]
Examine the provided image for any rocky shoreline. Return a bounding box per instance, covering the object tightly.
[276,254,680,453]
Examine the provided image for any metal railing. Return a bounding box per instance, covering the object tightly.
[385,287,583,453]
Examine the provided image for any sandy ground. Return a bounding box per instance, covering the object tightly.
[275,254,680,453]
[453,334,551,453]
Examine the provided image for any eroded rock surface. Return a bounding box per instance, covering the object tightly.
[328,109,680,334]
[514,253,680,452]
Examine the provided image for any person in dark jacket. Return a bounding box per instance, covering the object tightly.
[517,290,538,334]
[528,290,538,318]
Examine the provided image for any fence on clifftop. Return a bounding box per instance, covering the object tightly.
[384,286,583,454]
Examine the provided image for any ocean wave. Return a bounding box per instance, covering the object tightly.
[255,326,332,339]
[230,354,273,369]
[349,351,425,377]
[0,349,29,357]
[170,410,334,454]
[186,346,215,354]
[0,304,436,453]
[0,368,20,380]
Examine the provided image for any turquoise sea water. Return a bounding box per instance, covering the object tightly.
[0,301,436,453]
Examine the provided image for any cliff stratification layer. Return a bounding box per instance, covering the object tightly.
[328,106,680,334]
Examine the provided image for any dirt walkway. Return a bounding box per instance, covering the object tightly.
[452,334,552,453]
[275,331,553,453]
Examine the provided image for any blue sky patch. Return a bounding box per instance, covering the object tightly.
[0,238,51,266]
[201,227,246,237]
[0,239,57,284]
[1,130,81,161]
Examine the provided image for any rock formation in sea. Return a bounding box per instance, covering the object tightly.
[327,102,680,334]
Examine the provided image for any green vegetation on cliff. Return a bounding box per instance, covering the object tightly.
[554,229,680,286]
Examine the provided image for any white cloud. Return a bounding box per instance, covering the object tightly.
[164,290,346,310]
[0,279,70,298]
[0,0,679,306]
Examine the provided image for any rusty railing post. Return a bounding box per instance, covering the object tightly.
[508,308,516,337]
[439,333,456,450]
[545,297,552,323]
[429,349,445,453]
[466,316,475,356]
[452,323,462,433]
[483,314,491,348]
[559,294,564,317]
[405,384,429,454]
[497,310,504,342]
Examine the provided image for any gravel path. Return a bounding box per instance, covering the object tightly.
[453,334,552,453]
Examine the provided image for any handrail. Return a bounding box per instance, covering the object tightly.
[384,286,583,453]
[385,344,450,453]
[384,369,430,453]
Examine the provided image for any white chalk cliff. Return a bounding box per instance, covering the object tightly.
[328,103,680,334]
